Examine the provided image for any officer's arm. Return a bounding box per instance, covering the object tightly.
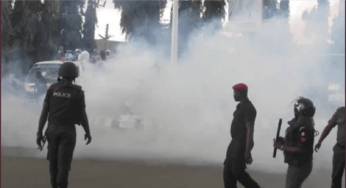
[80,109,91,135]
[244,107,256,154]
[282,128,312,154]
[37,88,52,135]
[317,110,338,144]
[281,146,300,153]
[245,122,255,154]
[79,90,91,135]
[317,125,334,144]
[37,103,49,135]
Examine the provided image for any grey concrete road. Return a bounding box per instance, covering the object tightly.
[1,147,342,188]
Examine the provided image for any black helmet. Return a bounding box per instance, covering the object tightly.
[58,62,79,78]
[294,97,316,118]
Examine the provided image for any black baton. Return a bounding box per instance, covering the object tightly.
[273,118,282,158]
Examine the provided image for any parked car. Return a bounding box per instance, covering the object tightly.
[24,61,84,103]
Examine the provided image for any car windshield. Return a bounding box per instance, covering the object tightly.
[25,66,61,83]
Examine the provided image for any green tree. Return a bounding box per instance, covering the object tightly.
[169,1,202,56]
[83,0,98,53]
[203,0,226,29]
[143,1,167,45]
[59,0,85,51]
[263,0,278,20]
[113,1,166,44]
[302,0,330,44]
[279,0,289,20]
[330,0,345,53]
[10,0,42,73]
[1,0,14,57]
[35,0,60,62]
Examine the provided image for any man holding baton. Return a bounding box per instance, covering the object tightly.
[273,97,317,188]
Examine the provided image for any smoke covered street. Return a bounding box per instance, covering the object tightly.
[1,0,345,188]
[1,148,342,188]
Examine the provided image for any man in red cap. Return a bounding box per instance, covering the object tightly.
[223,83,261,188]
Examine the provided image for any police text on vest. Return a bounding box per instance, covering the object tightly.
[53,92,71,98]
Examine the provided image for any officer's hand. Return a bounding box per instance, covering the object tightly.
[245,152,253,165]
[84,134,92,145]
[36,134,43,149]
[273,139,282,149]
[314,142,321,152]
[278,137,285,144]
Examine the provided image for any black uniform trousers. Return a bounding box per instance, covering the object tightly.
[223,163,260,188]
[331,144,345,188]
[47,124,76,188]
[223,142,260,188]
[285,161,313,188]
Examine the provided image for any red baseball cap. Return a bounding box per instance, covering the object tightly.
[232,83,248,91]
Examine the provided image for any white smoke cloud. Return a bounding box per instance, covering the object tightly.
[1,1,344,175]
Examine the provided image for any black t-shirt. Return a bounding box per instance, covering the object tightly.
[224,99,256,166]
[283,117,315,164]
[44,80,85,126]
[328,107,345,147]
[230,99,257,143]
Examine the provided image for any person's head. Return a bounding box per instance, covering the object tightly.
[36,71,42,78]
[232,83,248,102]
[58,62,79,83]
[75,49,81,55]
[293,97,316,119]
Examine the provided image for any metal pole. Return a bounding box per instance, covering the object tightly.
[104,24,109,51]
[170,0,179,65]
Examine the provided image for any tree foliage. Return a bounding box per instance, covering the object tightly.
[170,0,202,54]
[83,0,98,53]
[10,0,42,73]
[59,0,85,51]
[263,0,278,20]
[11,0,42,52]
[279,0,289,19]
[6,0,62,73]
[203,0,226,28]
[330,0,345,53]
[302,0,330,43]
[113,1,166,43]
[1,0,14,55]
[35,0,60,62]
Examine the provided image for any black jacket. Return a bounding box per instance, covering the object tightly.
[283,116,315,165]
[44,80,85,126]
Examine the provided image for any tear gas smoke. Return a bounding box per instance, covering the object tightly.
[1,3,344,174]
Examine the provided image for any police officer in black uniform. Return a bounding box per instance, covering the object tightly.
[315,106,345,188]
[273,97,317,188]
[223,83,261,188]
[36,62,92,188]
